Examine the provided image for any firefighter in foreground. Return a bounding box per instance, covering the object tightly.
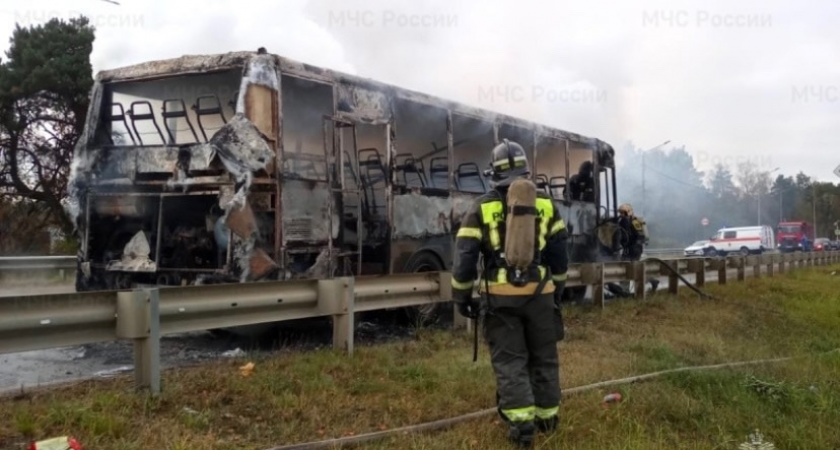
[451,139,569,447]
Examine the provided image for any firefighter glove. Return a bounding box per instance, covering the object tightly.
[456,297,479,320]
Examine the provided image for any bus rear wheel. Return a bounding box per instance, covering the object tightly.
[403,251,446,326]
[562,286,587,303]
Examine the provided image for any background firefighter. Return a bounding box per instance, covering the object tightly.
[451,139,569,448]
[566,160,595,202]
[616,203,659,293]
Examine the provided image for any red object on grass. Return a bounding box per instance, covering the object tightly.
[28,436,83,450]
[603,392,622,404]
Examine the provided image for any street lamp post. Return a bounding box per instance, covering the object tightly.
[641,140,670,217]
[779,188,783,222]
[813,182,818,237]
[758,167,780,225]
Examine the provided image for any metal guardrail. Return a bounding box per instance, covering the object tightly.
[1,251,838,395]
[643,248,684,255]
[0,249,690,275]
[0,256,76,271]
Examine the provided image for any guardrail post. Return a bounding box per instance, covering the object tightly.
[765,254,774,277]
[633,261,646,299]
[667,265,679,295]
[319,277,355,356]
[658,260,679,295]
[778,253,787,274]
[735,256,746,282]
[116,288,160,395]
[580,263,604,308]
[688,259,705,287]
[714,259,727,285]
[751,255,761,278]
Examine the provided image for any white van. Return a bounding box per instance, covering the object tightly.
[705,225,775,257]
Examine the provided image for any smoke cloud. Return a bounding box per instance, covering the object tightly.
[1,0,838,184]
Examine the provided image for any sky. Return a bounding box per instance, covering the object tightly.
[1,0,839,183]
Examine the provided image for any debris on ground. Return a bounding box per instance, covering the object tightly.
[603,392,622,404]
[94,366,133,378]
[222,348,246,358]
[238,362,255,377]
[29,436,83,450]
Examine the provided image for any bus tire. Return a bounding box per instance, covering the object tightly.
[562,286,587,303]
[403,251,446,326]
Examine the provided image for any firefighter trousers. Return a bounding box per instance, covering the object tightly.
[483,292,561,424]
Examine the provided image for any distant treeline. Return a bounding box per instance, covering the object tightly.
[614,142,840,248]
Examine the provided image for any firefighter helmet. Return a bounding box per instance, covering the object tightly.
[579,160,594,176]
[618,203,634,216]
[488,139,531,188]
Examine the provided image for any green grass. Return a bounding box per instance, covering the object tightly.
[1,264,839,449]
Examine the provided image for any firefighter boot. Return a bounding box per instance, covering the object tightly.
[507,421,536,448]
[496,395,536,448]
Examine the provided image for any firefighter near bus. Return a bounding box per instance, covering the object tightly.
[451,139,568,448]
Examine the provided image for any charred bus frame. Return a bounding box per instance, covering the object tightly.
[69,50,619,308]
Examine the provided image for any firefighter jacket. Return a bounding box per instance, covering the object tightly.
[618,214,647,259]
[451,189,569,297]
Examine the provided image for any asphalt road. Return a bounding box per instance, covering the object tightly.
[0,311,427,394]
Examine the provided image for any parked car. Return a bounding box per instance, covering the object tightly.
[814,238,831,251]
[684,240,710,257]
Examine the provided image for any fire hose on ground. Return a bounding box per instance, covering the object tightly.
[264,349,840,450]
[602,257,720,301]
[642,256,721,301]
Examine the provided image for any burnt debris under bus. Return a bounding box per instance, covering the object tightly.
[68,49,622,318]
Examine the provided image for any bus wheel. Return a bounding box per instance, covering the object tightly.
[562,286,587,303]
[404,251,445,326]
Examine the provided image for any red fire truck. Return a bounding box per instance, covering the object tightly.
[777,221,814,252]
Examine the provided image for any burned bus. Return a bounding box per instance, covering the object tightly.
[67,49,620,317]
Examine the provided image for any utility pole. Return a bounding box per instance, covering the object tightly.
[813,182,818,238]
[779,189,783,222]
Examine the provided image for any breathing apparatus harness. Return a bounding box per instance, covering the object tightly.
[472,186,551,362]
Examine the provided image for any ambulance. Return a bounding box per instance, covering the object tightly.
[705,225,775,257]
